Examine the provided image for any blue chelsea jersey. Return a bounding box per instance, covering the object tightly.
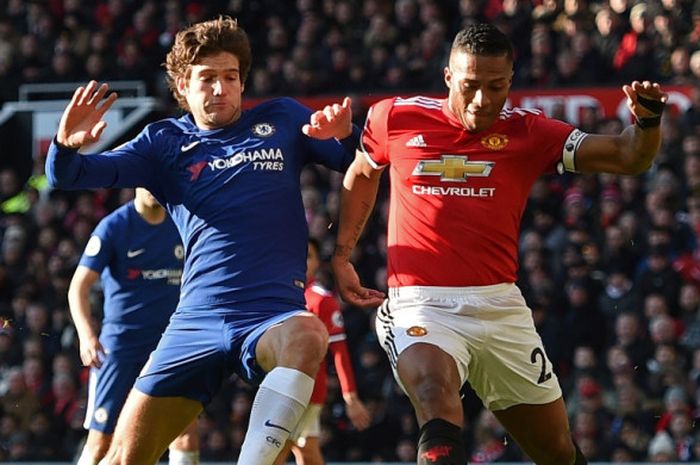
[79,202,183,356]
[49,98,355,312]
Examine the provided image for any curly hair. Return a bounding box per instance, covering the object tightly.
[165,16,251,112]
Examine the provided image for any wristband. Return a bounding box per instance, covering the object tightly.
[636,94,666,114]
[635,115,662,129]
[634,94,665,130]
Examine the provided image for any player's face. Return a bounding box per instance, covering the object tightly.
[444,50,513,133]
[306,242,320,282]
[178,51,244,130]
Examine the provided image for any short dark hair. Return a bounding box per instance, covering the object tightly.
[451,23,513,61]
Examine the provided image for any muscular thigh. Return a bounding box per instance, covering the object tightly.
[375,297,472,394]
[466,299,561,411]
[376,285,561,410]
[136,306,310,406]
[134,311,230,405]
[110,389,202,464]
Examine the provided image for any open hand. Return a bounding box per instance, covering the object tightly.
[57,81,118,149]
[331,257,385,308]
[345,396,371,431]
[302,96,353,140]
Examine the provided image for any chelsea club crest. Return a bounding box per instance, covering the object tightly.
[252,123,275,137]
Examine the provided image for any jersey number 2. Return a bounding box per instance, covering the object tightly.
[530,347,552,384]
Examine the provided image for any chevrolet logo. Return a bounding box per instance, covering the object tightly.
[412,155,494,182]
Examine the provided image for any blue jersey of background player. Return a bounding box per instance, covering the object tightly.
[69,188,199,465]
[80,195,181,360]
[47,17,361,465]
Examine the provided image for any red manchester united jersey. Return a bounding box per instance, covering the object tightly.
[361,96,577,287]
[305,282,356,404]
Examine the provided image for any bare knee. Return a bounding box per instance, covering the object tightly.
[285,316,328,364]
[411,375,454,407]
[170,419,199,451]
[169,432,198,451]
[396,344,462,424]
[400,370,462,424]
[261,314,328,374]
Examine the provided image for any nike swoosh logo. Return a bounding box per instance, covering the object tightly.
[264,419,291,433]
[127,249,145,258]
[181,141,201,152]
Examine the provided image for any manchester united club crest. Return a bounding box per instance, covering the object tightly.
[480,133,508,150]
[252,123,275,137]
[406,326,428,337]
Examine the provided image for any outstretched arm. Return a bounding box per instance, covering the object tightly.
[47,81,158,191]
[329,339,371,430]
[331,151,385,308]
[68,265,106,368]
[57,81,117,149]
[575,80,668,175]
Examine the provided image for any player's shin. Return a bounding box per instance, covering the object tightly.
[417,418,469,465]
[237,367,315,465]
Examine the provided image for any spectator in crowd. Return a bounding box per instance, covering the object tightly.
[0,367,39,431]
[647,430,678,461]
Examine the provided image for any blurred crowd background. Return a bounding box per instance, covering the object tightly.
[1,0,700,463]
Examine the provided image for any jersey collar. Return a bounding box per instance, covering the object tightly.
[441,99,469,130]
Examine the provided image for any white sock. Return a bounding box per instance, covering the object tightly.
[168,449,200,465]
[76,447,98,465]
[236,367,314,465]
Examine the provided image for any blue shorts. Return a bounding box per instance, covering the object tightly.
[84,354,149,433]
[133,306,306,405]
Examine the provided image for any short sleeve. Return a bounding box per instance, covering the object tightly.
[360,98,395,168]
[527,114,580,174]
[78,217,115,273]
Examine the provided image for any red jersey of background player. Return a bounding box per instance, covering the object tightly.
[361,96,579,288]
[305,280,356,404]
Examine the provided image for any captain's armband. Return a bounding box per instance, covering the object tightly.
[557,129,588,174]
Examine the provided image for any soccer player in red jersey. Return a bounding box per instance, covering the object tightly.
[331,23,667,465]
[274,238,370,465]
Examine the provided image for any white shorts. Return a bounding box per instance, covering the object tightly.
[290,403,322,445]
[375,283,562,411]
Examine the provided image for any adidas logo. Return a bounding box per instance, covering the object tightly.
[406,134,427,147]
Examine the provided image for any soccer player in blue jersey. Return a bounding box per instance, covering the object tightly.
[47,16,359,465]
[69,188,199,465]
